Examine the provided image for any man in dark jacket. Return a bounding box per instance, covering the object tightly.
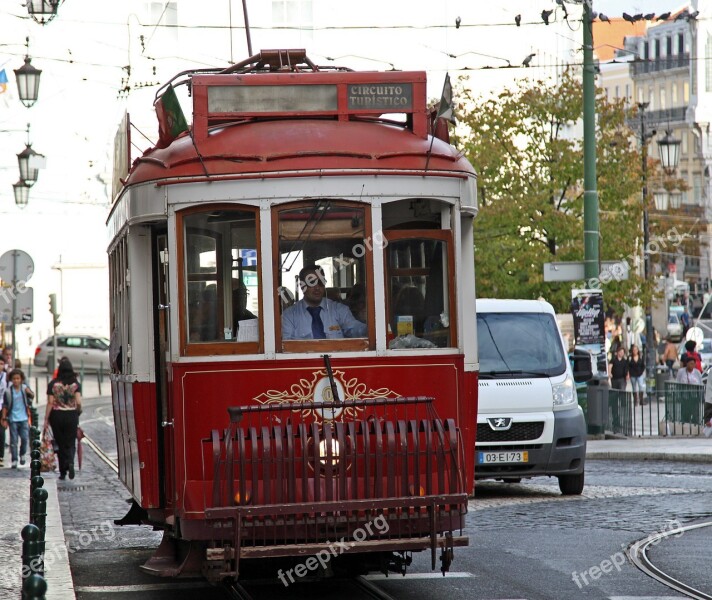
[608,346,628,390]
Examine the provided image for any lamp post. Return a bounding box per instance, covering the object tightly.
[638,102,681,395]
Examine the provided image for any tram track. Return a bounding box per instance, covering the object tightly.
[82,433,119,473]
[628,520,712,599]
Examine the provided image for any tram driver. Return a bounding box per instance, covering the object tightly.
[282,265,367,340]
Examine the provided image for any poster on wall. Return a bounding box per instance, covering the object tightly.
[571,289,605,346]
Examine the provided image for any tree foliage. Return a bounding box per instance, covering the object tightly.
[454,69,654,314]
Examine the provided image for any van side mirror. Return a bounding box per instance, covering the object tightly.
[571,348,594,383]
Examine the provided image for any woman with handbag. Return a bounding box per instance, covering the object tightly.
[43,357,82,480]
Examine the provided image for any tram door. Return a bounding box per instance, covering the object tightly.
[156,233,175,510]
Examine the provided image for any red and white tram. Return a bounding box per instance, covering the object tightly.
[108,49,478,582]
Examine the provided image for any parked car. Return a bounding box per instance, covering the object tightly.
[667,313,683,342]
[33,334,110,373]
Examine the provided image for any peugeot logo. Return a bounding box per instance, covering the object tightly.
[487,417,512,431]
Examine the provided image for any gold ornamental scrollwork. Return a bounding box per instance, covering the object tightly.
[253,369,400,421]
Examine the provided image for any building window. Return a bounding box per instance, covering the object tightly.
[684,81,690,104]
[614,85,619,99]
[682,131,688,156]
[625,84,631,102]
[655,38,661,58]
[672,83,678,106]
[643,41,649,60]
[648,86,655,110]
[707,35,712,92]
[678,33,685,54]
[660,87,666,111]
[667,36,673,56]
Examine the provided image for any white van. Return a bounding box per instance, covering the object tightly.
[476,299,592,495]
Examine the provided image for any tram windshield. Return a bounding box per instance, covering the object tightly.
[276,201,371,351]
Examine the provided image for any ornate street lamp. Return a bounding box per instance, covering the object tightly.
[14,39,42,108]
[653,190,669,211]
[26,0,62,25]
[669,191,683,209]
[658,130,681,174]
[12,180,30,208]
[16,124,44,186]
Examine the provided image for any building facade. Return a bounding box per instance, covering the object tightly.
[596,4,712,298]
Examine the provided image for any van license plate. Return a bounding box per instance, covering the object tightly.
[477,451,529,464]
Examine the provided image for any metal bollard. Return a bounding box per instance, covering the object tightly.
[30,475,44,518]
[30,457,41,482]
[21,523,43,587]
[23,573,47,600]
[31,487,48,555]
[30,423,40,443]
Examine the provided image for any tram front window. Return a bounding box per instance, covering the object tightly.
[385,233,455,349]
[182,208,260,352]
[276,201,372,351]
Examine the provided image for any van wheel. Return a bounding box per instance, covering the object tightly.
[558,472,584,495]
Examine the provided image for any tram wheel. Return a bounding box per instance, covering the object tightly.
[558,471,585,495]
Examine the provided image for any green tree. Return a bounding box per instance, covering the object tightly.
[454,69,653,314]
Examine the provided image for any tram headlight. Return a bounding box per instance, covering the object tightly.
[318,438,340,466]
[552,376,575,409]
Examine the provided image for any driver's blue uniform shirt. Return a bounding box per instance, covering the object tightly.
[282,298,367,340]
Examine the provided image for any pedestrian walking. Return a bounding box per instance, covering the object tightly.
[680,339,703,373]
[608,346,629,390]
[662,336,679,375]
[676,355,703,385]
[43,357,82,480]
[1,368,35,468]
[0,356,7,466]
[628,345,647,406]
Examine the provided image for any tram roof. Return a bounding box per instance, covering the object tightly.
[118,50,475,191]
[123,117,476,187]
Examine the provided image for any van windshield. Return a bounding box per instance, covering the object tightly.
[477,312,567,377]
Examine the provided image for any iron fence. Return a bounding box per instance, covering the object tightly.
[604,381,705,437]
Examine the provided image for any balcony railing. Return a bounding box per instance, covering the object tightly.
[631,53,690,76]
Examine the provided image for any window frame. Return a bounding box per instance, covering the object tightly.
[272,199,375,353]
[383,229,457,349]
[177,204,262,356]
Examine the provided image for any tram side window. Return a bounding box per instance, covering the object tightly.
[183,209,260,347]
[276,201,372,351]
[386,233,455,349]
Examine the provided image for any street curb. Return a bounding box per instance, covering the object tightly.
[587,452,712,463]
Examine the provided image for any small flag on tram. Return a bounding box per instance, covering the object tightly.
[0,69,8,94]
[436,73,456,124]
[154,84,189,148]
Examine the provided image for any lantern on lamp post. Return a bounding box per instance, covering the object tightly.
[658,129,681,174]
[26,0,62,25]
[14,38,41,108]
[17,124,44,187]
[12,181,30,208]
